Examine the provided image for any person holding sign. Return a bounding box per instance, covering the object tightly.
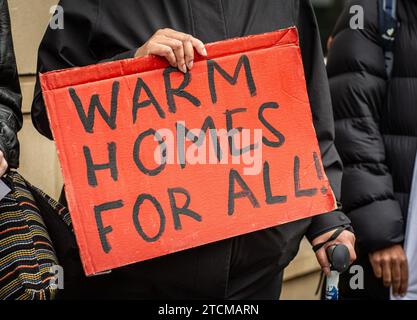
[31,0,356,299]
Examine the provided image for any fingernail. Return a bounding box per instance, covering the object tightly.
[202,48,207,56]
[187,60,194,69]
[180,64,187,73]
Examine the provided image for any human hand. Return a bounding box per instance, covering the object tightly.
[135,28,207,73]
[369,244,408,297]
[312,229,356,275]
[0,150,8,177]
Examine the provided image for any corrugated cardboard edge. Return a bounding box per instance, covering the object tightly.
[40,88,96,275]
[40,27,299,91]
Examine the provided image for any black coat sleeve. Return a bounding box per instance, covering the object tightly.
[293,0,352,241]
[31,0,137,140]
[327,0,404,253]
[0,0,22,168]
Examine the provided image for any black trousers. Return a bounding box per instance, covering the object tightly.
[57,232,285,300]
[52,190,286,299]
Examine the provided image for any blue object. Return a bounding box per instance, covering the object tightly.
[378,0,398,77]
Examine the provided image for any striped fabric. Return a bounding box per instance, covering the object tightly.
[0,172,71,300]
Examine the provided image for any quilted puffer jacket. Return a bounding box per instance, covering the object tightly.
[0,0,22,168]
[328,0,417,254]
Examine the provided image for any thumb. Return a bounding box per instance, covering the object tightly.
[316,248,331,276]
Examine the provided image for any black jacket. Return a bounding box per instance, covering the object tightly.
[32,0,350,299]
[328,0,417,255]
[0,0,22,168]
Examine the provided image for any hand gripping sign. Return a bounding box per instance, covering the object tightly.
[40,27,337,276]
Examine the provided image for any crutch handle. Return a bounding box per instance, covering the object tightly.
[326,244,350,274]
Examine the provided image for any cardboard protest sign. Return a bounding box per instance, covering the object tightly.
[40,27,337,276]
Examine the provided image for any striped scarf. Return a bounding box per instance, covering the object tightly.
[0,171,71,300]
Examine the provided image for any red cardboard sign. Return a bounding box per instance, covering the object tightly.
[40,27,337,276]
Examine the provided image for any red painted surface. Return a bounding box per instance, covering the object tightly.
[41,27,337,276]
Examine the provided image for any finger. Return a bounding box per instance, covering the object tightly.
[183,39,194,70]
[391,260,401,296]
[331,231,356,264]
[399,258,409,296]
[159,30,187,72]
[152,36,183,67]
[189,36,207,56]
[316,249,331,276]
[370,256,382,279]
[147,43,177,67]
[0,158,8,176]
[171,39,186,73]
[327,36,334,51]
[164,29,207,57]
[382,258,392,287]
[344,242,357,265]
